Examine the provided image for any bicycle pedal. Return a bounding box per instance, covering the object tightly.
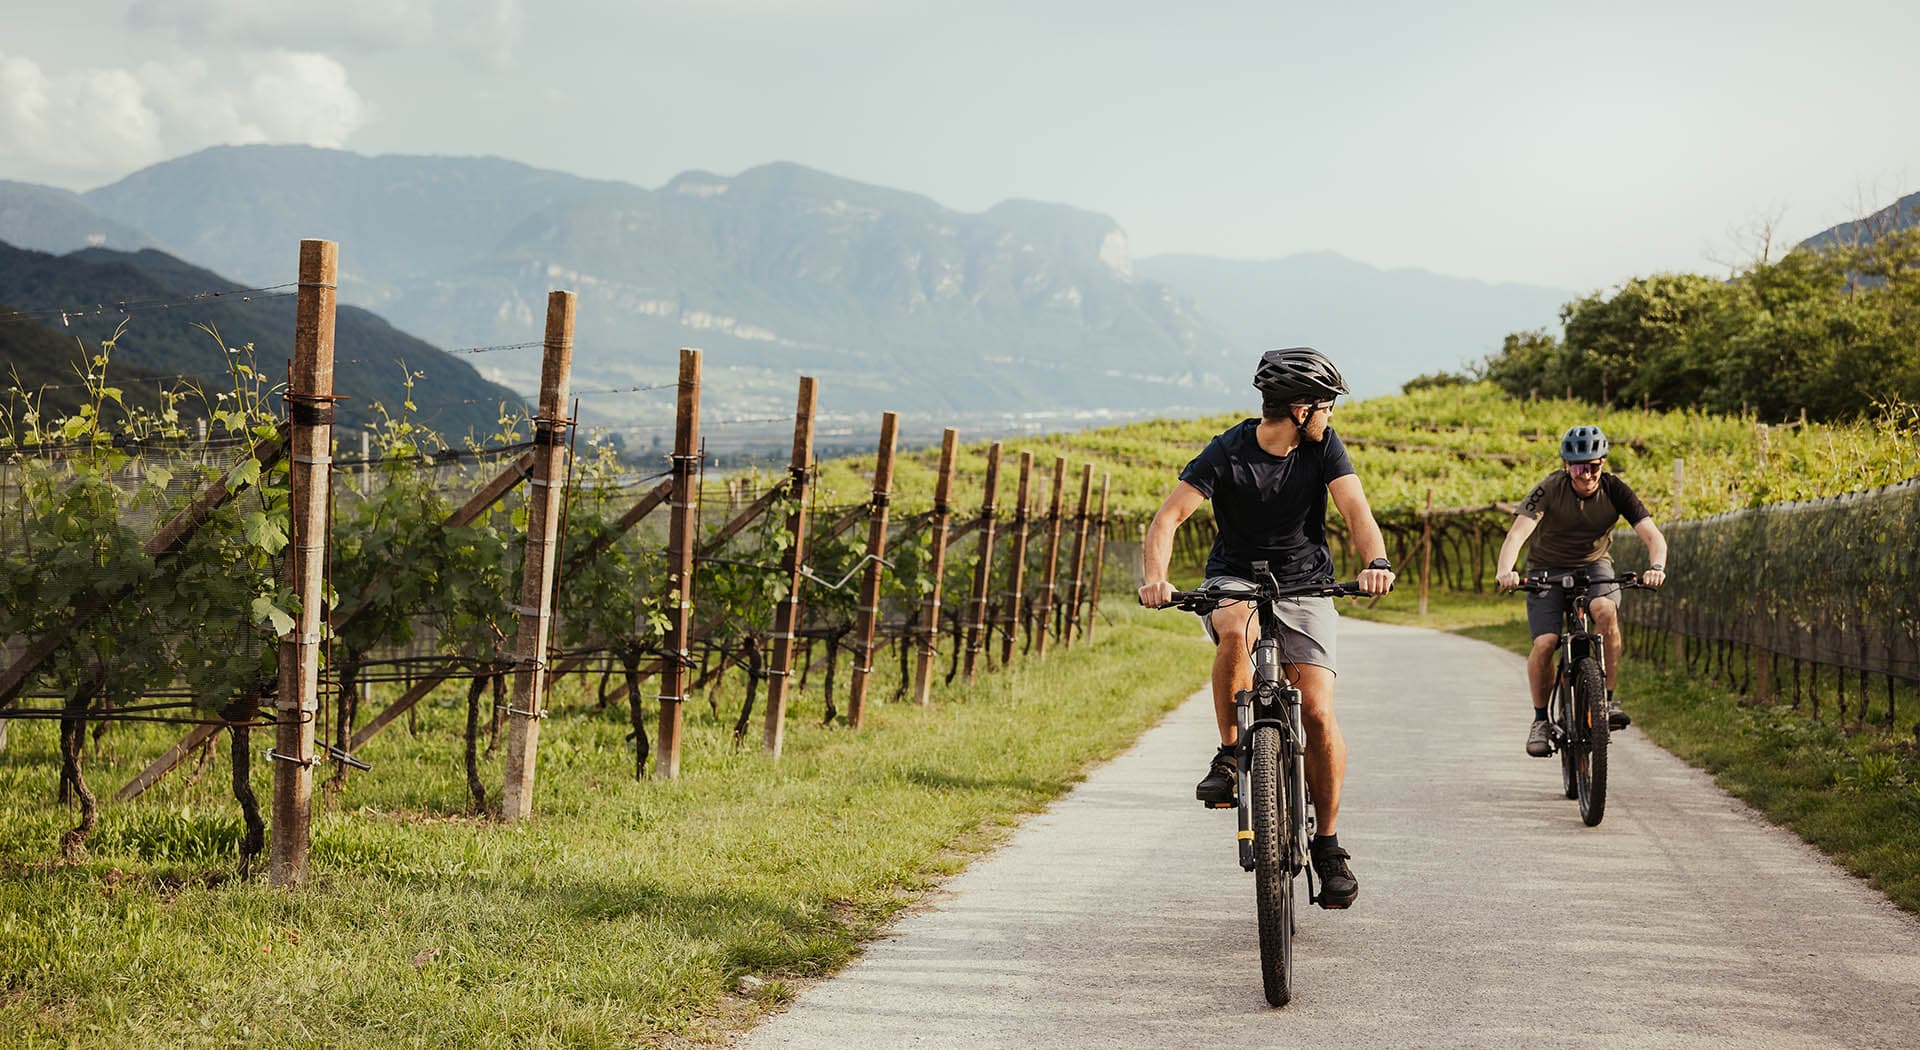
[1202,799,1237,810]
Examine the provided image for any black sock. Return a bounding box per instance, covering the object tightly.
[1313,833,1339,851]
[1533,707,1548,722]
[1608,688,1615,702]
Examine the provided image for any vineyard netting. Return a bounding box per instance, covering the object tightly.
[1612,477,1920,685]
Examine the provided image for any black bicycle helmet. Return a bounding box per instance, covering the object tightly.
[1560,424,1609,462]
[1252,346,1350,401]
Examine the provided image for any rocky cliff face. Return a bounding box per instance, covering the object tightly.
[74,147,1238,425]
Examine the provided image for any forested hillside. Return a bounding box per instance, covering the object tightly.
[1479,226,1920,421]
[0,241,527,435]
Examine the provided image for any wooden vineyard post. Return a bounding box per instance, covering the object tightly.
[911,430,959,706]
[657,349,701,779]
[1419,488,1433,617]
[1062,463,1094,648]
[999,452,1034,666]
[1034,456,1067,656]
[1671,458,1686,668]
[500,291,575,820]
[1084,473,1111,645]
[762,376,818,758]
[962,443,1002,683]
[269,239,337,888]
[847,412,898,728]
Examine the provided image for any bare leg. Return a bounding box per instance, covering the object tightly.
[1527,634,1559,710]
[1291,663,1344,836]
[1591,597,1621,691]
[1208,601,1256,746]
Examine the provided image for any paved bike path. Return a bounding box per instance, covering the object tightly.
[737,619,1920,1049]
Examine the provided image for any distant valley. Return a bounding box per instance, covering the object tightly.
[2,146,1576,446]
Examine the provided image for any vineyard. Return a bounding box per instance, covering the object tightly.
[823,382,1920,592]
[0,241,1128,887]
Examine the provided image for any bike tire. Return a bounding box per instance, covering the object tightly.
[1249,725,1294,1007]
[1572,657,1609,826]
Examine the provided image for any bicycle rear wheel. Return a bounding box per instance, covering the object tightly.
[1572,656,1609,826]
[1249,725,1294,1006]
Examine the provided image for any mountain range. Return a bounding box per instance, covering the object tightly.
[1798,190,1920,251]
[2,145,1579,441]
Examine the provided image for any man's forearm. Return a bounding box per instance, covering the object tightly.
[1142,515,1175,583]
[1347,514,1388,564]
[1495,531,1527,575]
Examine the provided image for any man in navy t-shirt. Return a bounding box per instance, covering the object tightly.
[1138,347,1395,910]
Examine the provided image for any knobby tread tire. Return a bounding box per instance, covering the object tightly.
[1250,725,1294,1007]
[1573,656,1609,826]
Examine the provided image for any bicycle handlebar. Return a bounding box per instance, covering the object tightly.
[1157,579,1364,613]
[1510,570,1650,596]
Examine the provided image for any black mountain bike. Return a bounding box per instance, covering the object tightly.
[1513,570,1650,827]
[1156,564,1362,1008]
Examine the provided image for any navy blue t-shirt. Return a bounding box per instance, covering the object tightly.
[1178,420,1356,584]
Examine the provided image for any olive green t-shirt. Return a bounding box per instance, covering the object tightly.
[1519,471,1651,568]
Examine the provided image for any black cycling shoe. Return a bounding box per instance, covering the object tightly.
[1310,840,1359,909]
[1195,748,1237,807]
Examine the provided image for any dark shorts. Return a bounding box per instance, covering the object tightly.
[1525,560,1626,639]
[1196,576,1338,673]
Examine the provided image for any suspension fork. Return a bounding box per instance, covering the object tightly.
[1234,635,1285,871]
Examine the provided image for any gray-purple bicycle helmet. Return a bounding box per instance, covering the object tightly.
[1560,425,1609,462]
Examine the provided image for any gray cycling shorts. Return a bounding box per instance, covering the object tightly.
[1196,576,1338,673]
[1525,560,1626,639]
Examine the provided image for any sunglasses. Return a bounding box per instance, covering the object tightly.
[1566,461,1604,476]
[1293,399,1336,414]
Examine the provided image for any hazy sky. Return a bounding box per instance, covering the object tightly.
[4,0,1918,292]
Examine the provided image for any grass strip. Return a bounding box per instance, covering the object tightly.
[0,606,1212,1048]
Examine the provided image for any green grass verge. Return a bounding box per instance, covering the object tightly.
[1377,593,1920,915]
[0,606,1212,1048]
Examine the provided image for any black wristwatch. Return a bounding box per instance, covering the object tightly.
[1367,557,1392,572]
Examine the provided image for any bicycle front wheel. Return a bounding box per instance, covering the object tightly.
[1249,724,1294,1007]
[1572,656,1609,826]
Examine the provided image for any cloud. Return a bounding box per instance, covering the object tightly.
[0,49,367,184]
[0,52,165,176]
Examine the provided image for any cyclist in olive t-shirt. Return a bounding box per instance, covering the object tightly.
[1494,425,1668,757]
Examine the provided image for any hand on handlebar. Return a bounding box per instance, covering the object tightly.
[1641,568,1666,589]
[1138,579,1175,608]
[1357,567,1394,596]
[1496,570,1521,591]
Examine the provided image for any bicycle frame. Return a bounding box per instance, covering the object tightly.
[1235,608,1310,879]
[1530,572,1631,739]
[1157,564,1366,1007]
